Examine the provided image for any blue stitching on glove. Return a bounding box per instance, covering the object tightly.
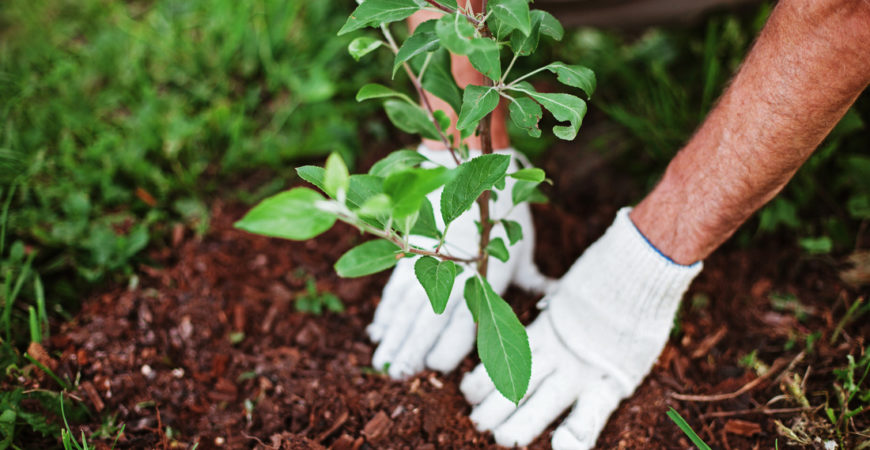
[626,214,701,269]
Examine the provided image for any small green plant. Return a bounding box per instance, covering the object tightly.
[60,395,125,450]
[826,351,870,445]
[296,280,344,315]
[236,0,594,403]
[666,407,712,450]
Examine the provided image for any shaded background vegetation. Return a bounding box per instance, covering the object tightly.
[0,0,867,447]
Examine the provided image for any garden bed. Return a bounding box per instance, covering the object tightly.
[27,140,870,449]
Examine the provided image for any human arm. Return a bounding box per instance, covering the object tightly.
[463,0,870,448]
[632,0,870,265]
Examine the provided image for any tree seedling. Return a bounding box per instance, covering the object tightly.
[236,0,594,404]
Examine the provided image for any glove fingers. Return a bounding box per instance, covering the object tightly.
[551,375,624,450]
[467,354,557,432]
[492,370,582,448]
[385,290,463,379]
[460,362,494,406]
[424,299,476,373]
[370,287,426,375]
[367,264,416,342]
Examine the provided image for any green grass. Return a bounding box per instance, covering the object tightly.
[667,408,712,450]
[0,0,388,294]
[1,0,390,445]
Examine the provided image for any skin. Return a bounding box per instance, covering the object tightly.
[413,0,870,265]
[630,0,870,264]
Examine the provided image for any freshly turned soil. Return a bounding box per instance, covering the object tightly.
[40,138,869,449]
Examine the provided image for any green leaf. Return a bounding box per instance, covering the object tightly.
[348,175,387,209]
[507,96,542,138]
[435,13,477,55]
[0,409,15,449]
[297,165,326,190]
[419,50,462,113]
[356,83,414,104]
[486,237,509,262]
[394,211,421,236]
[434,110,451,133]
[235,188,336,240]
[543,62,596,99]
[384,100,441,140]
[384,167,453,218]
[411,198,442,239]
[441,153,511,225]
[437,0,458,8]
[501,219,523,245]
[509,14,540,56]
[394,20,440,77]
[358,193,392,217]
[508,82,586,140]
[488,0,531,37]
[509,168,545,182]
[494,174,506,191]
[798,236,832,255]
[456,85,499,131]
[335,239,403,277]
[324,153,350,199]
[847,194,870,219]
[348,37,384,61]
[507,9,562,56]
[339,0,425,35]
[511,179,547,205]
[467,38,501,82]
[297,168,385,210]
[368,150,429,177]
[414,256,458,314]
[464,276,531,404]
[533,10,564,41]
[487,11,516,40]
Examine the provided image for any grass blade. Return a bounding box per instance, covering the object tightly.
[667,408,712,450]
[28,306,40,344]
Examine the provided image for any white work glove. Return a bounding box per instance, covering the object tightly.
[461,208,703,449]
[367,144,553,379]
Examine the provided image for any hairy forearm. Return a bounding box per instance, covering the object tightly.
[631,0,870,265]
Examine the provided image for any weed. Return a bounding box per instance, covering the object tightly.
[295,280,344,315]
[827,351,870,444]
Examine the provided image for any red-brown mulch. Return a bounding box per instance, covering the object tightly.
[30,139,870,449]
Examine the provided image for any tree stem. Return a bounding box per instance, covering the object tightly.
[476,25,495,277]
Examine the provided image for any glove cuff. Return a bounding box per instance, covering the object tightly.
[547,207,702,394]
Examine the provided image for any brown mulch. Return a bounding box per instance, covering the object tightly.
[32,139,870,449]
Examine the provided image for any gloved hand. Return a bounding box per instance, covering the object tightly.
[367,144,553,379]
[460,208,702,449]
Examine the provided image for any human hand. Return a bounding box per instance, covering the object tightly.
[367,144,553,379]
[461,208,702,448]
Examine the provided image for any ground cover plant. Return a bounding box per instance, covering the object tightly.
[0,0,385,444]
[236,0,595,404]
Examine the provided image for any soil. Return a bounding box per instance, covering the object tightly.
[25,133,870,449]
